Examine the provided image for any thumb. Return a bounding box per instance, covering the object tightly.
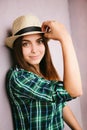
[43,26,52,38]
[44,32,51,38]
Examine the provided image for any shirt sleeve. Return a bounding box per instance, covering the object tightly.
[63,102,67,108]
[7,68,73,103]
[52,81,73,103]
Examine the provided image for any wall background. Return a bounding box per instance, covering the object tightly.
[68,0,87,129]
[0,0,86,129]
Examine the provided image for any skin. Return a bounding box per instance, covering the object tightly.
[63,105,82,130]
[22,34,45,72]
[21,21,82,130]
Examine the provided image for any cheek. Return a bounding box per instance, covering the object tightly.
[22,48,30,57]
[41,44,45,54]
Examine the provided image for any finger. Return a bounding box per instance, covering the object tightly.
[45,26,51,33]
[44,33,50,38]
[41,21,51,32]
[44,31,52,39]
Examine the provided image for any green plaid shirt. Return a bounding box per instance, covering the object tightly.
[6,66,73,130]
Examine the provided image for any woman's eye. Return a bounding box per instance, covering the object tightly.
[38,39,44,44]
[22,42,30,47]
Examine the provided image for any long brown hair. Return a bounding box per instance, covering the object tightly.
[13,34,60,80]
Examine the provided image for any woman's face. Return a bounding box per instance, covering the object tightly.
[22,34,45,68]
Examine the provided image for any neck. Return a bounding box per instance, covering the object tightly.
[31,64,41,75]
[33,64,40,72]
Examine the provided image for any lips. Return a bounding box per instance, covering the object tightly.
[29,55,40,60]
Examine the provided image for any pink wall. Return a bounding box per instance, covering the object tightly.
[68,0,87,129]
[0,0,84,129]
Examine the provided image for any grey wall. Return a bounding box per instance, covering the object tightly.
[0,0,84,129]
[68,0,87,130]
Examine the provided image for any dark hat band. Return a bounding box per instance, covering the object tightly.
[15,26,42,35]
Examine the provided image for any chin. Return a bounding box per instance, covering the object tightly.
[30,61,41,65]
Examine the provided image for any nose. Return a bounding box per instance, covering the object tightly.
[31,43,37,53]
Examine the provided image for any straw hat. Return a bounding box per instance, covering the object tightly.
[5,14,43,48]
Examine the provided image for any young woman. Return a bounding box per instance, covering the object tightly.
[6,14,82,130]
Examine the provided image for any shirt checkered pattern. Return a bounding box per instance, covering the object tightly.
[6,66,73,130]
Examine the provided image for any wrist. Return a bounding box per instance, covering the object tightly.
[60,34,72,45]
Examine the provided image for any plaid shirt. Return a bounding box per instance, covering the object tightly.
[6,66,73,130]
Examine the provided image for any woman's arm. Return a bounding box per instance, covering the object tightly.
[63,105,82,130]
[60,33,82,97]
[42,21,82,97]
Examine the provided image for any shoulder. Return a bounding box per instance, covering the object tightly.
[6,66,62,85]
[6,66,44,81]
[6,66,31,80]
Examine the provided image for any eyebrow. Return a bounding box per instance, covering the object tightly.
[22,39,30,42]
[22,36,43,42]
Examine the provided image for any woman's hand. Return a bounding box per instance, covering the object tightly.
[41,20,70,43]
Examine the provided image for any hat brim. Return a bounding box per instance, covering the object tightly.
[6,31,44,49]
